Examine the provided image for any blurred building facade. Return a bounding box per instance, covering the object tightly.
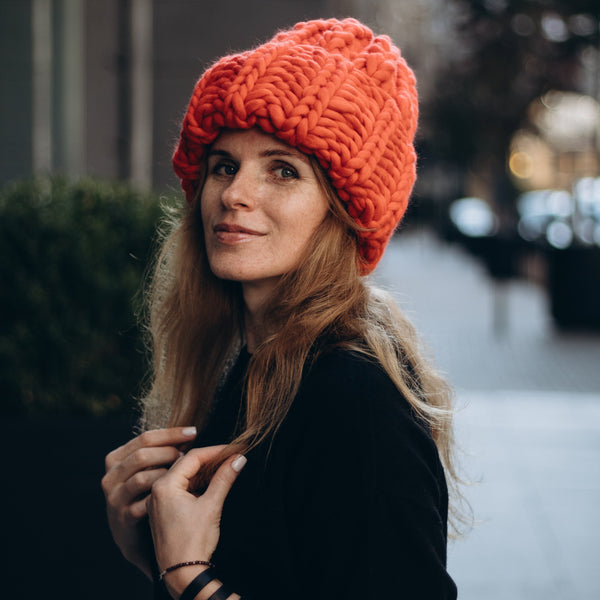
[1,0,337,192]
[3,1,598,205]
[1,0,459,194]
[2,0,449,194]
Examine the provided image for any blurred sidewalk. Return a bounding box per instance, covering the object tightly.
[376,229,600,600]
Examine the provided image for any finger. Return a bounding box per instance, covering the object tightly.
[123,467,169,503]
[104,466,169,515]
[128,497,149,522]
[104,445,182,489]
[105,427,197,470]
[202,454,247,507]
[163,445,228,486]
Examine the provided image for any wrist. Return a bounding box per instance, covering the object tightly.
[164,565,211,599]
[166,566,242,600]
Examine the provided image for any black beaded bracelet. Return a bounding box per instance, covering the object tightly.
[159,560,215,581]
[179,568,216,600]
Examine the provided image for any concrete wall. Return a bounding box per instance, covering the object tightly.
[1,0,386,191]
[0,1,33,183]
[85,0,121,180]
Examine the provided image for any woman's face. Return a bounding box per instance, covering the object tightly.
[201,128,329,304]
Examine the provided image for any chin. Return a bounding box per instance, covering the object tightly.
[208,260,263,283]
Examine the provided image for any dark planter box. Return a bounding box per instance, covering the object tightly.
[546,246,600,329]
[2,416,152,600]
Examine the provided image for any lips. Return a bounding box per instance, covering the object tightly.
[214,223,264,235]
[213,222,265,244]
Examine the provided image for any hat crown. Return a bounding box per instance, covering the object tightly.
[173,18,418,274]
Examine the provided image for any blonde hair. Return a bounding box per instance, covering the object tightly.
[140,155,466,534]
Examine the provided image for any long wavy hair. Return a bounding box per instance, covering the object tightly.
[139,153,466,533]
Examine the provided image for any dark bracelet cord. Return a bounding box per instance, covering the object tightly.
[206,584,232,600]
[179,567,246,600]
[179,568,216,600]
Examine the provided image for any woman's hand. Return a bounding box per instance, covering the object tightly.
[146,446,247,596]
[101,427,198,579]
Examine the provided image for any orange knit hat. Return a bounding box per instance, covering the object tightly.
[173,18,418,274]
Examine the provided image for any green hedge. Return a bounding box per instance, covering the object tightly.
[0,176,175,416]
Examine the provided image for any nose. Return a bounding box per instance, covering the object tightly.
[220,167,257,210]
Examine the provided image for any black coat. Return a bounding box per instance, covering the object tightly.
[155,346,457,599]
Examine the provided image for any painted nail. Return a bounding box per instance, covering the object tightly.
[182,427,197,437]
[231,455,247,473]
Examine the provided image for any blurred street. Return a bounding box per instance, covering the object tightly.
[376,229,600,600]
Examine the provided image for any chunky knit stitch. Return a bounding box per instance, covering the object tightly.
[173,18,418,273]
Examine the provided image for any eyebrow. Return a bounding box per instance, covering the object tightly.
[261,148,308,161]
[208,147,309,163]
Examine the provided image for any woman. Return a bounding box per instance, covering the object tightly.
[102,17,460,600]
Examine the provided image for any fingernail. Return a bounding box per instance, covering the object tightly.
[182,427,197,437]
[231,455,247,473]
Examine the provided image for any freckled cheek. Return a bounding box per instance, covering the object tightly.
[200,189,216,221]
[278,228,316,261]
[200,191,223,242]
[289,209,327,241]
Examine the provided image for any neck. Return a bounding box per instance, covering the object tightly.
[242,281,275,353]
[243,311,262,354]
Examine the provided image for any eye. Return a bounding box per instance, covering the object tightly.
[273,163,299,179]
[211,160,238,177]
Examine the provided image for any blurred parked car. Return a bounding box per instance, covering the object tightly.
[449,197,499,239]
[516,189,574,248]
[516,180,600,329]
[448,196,519,280]
[572,177,600,246]
[448,184,600,329]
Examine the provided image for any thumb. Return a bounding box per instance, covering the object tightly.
[163,445,227,491]
[202,454,247,507]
